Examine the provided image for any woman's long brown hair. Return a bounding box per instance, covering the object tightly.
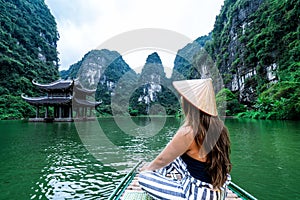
[182,97,232,188]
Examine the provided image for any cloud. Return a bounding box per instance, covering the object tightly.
[45,0,224,71]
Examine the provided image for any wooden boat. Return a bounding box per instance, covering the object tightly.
[109,161,257,200]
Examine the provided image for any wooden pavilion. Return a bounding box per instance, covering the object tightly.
[22,79,101,122]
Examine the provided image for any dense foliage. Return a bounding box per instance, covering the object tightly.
[61,49,136,115]
[0,0,59,119]
[1,0,299,120]
[203,0,300,119]
[94,50,136,115]
[61,0,299,120]
[62,51,180,116]
[237,82,300,119]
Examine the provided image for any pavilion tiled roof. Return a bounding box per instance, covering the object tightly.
[22,79,101,107]
[74,86,96,95]
[21,95,72,105]
[22,94,101,107]
[73,98,102,107]
[74,80,96,95]
[32,79,74,91]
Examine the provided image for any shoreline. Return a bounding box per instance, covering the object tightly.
[2,115,299,122]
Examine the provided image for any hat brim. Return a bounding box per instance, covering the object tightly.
[173,79,218,116]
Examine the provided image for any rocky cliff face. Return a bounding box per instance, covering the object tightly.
[206,0,300,105]
[172,0,299,119]
[209,0,265,103]
[138,52,165,104]
[60,0,299,118]
[0,0,60,95]
[130,52,178,115]
[73,49,132,89]
[60,49,137,114]
[172,34,211,80]
[61,50,179,115]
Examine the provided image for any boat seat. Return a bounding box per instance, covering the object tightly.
[121,191,153,200]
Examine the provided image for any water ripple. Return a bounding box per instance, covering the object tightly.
[30,139,122,200]
[28,118,180,199]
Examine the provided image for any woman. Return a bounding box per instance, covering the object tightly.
[138,78,232,200]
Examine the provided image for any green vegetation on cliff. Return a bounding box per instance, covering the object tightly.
[129,52,179,116]
[62,51,180,116]
[172,34,211,80]
[0,0,60,119]
[203,0,300,119]
[1,0,299,120]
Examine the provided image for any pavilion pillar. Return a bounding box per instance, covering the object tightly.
[56,106,58,118]
[59,106,62,118]
[69,106,72,119]
[45,106,49,118]
[84,107,87,118]
[54,106,56,118]
[89,107,92,117]
[74,107,78,118]
[36,106,39,118]
[53,106,56,118]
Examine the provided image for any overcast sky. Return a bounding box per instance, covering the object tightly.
[45,0,224,74]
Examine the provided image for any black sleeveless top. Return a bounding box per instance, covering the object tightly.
[180,153,212,183]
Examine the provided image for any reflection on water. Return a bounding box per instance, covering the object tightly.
[31,139,118,199]
[0,118,299,199]
[25,117,180,200]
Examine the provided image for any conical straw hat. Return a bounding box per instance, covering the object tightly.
[173,78,218,116]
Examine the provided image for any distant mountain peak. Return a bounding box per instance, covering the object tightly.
[140,52,166,85]
[145,52,162,65]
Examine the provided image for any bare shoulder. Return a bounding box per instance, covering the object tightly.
[177,126,194,138]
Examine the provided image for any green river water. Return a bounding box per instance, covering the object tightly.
[0,117,299,199]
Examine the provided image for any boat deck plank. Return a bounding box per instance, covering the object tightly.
[121,175,243,200]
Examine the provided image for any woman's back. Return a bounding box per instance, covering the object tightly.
[181,153,212,183]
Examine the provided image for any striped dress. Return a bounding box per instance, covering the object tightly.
[138,157,230,200]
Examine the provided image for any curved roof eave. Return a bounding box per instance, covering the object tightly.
[21,94,72,105]
[73,98,102,107]
[32,79,74,90]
